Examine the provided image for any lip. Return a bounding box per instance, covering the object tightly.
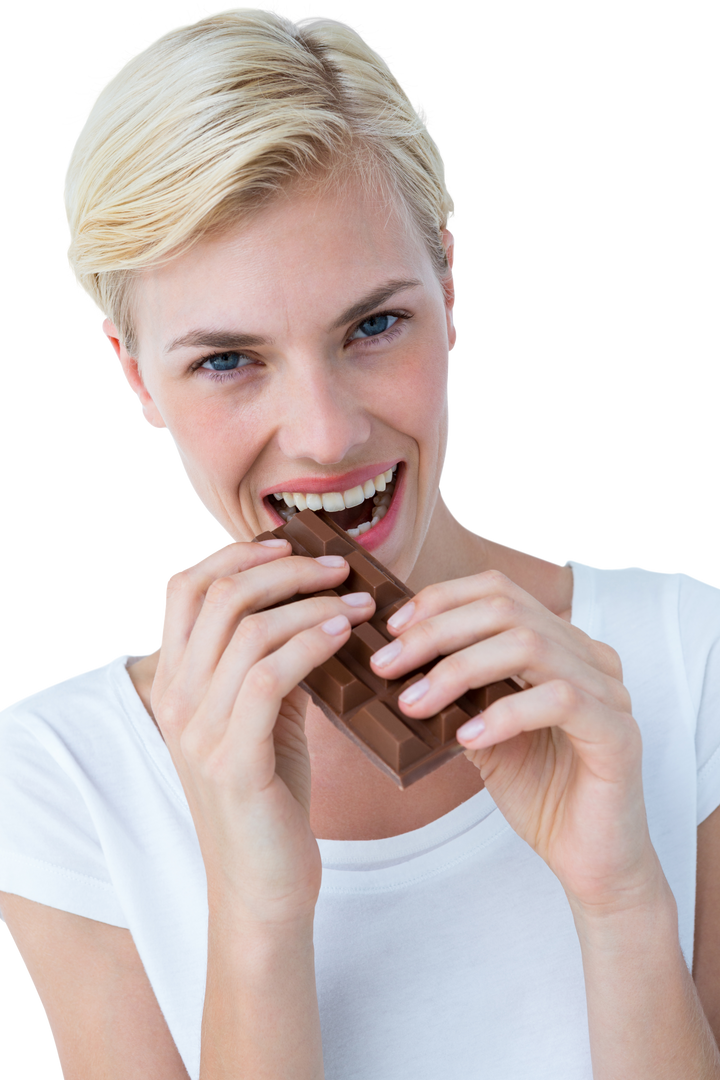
[259,460,401,501]
[355,462,405,552]
[261,459,406,547]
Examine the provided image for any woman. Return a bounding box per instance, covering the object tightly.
[1,10,720,1078]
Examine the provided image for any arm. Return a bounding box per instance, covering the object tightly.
[149,539,374,1079]
[0,892,189,1079]
[200,900,320,1080]
[694,804,720,1040]
[372,570,720,1078]
[571,873,720,1078]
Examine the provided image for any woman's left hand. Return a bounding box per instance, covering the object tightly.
[370,570,661,914]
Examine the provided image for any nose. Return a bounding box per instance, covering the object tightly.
[273,358,372,465]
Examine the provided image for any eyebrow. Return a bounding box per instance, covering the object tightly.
[163,278,422,354]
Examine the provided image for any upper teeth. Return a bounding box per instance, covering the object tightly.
[272,466,397,513]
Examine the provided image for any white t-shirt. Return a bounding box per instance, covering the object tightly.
[1,563,720,1079]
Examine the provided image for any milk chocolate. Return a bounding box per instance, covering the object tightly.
[255,508,521,788]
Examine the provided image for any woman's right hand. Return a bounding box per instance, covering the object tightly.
[150,536,373,926]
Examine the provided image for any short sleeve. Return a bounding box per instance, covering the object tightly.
[0,709,128,927]
[678,575,720,825]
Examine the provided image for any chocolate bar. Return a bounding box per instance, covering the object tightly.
[255,509,521,788]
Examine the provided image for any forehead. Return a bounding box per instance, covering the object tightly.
[134,179,432,351]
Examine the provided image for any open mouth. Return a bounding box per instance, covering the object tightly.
[265,463,400,538]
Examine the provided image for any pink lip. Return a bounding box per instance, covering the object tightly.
[259,460,400,501]
[262,460,406,549]
[356,463,405,552]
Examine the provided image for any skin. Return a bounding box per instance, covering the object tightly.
[97,177,720,1062]
[101,179,669,911]
[122,181,451,574]
[119,179,574,840]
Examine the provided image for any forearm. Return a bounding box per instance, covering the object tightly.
[200,899,323,1080]
[572,878,720,1079]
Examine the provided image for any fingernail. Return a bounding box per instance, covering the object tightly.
[322,615,350,635]
[387,601,415,631]
[456,716,485,742]
[316,555,347,568]
[398,677,430,705]
[371,639,403,667]
[259,538,288,547]
[341,592,372,607]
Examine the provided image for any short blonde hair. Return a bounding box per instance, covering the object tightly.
[66,9,453,355]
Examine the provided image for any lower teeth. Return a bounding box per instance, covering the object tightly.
[347,483,394,537]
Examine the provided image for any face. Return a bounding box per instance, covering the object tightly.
[110,180,456,581]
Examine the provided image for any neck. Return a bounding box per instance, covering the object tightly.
[407,494,490,591]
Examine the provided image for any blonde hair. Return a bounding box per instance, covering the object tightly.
[65,9,453,355]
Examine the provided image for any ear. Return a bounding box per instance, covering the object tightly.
[103,319,166,429]
[440,229,456,350]
[442,228,455,271]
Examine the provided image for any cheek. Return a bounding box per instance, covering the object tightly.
[159,390,263,487]
[373,341,448,436]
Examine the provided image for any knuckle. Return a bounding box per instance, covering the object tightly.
[609,709,642,761]
[411,617,438,649]
[597,641,624,679]
[548,678,580,712]
[294,632,321,669]
[410,578,440,604]
[625,715,643,753]
[441,651,467,683]
[166,569,193,600]
[205,575,239,607]
[612,681,633,715]
[412,581,441,612]
[155,690,186,736]
[165,557,205,591]
[486,592,516,620]
[235,612,270,649]
[509,624,544,661]
[309,595,341,620]
[244,660,278,699]
[591,635,626,678]
[158,703,180,730]
[178,723,203,763]
[480,569,512,592]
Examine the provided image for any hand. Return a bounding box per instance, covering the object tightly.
[150,538,374,924]
[370,570,661,913]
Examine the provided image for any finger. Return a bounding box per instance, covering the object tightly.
[383,572,622,684]
[393,626,630,720]
[174,589,374,720]
[372,594,602,682]
[453,680,640,779]
[158,551,349,691]
[182,615,355,783]
[386,569,548,634]
[157,539,292,681]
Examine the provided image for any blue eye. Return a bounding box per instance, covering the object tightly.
[194,308,414,384]
[350,314,398,340]
[200,352,250,372]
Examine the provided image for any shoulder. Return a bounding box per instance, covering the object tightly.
[0,653,151,776]
[676,573,720,659]
[2,654,133,712]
